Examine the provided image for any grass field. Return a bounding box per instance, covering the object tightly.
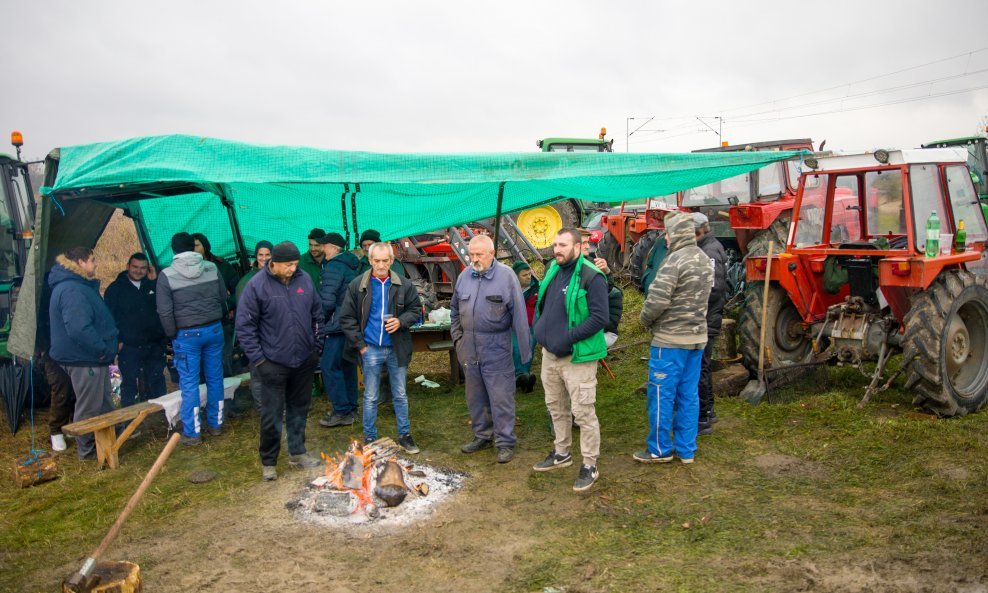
[1,281,985,592]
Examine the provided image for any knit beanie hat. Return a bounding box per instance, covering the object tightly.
[512,260,531,274]
[171,232,196,255]
[271,241,301,263]
[359,229,382,244]
[254,240,274,257]
[317,232,347,248]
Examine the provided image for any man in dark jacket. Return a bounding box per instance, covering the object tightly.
[237,241,324,481]
[48,247,118,460]
[157,233,228,445]
[316,232,361,428]
[693,213,727,435]
[532,229,609,493]
[511,261,539,393]
[339,242,422,454]
[104,253,167,407]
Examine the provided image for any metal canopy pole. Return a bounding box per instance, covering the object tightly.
[492,181,506,251]
[218,189,249,272]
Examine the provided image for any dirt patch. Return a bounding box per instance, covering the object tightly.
[46,466,539,593]
[761,556,988,593]
[753,454,826,480]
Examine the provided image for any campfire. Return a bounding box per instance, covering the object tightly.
[288,438,465,527]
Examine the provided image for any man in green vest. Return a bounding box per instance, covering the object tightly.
[531,228,609,492]
[299,228,326,288]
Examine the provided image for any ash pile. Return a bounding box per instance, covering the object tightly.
[288,437,466,529]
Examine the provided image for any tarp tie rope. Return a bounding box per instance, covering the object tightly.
[340,183,350,248]
[351,183,360,250]
[49,194,65,216]
[19,357,46,478]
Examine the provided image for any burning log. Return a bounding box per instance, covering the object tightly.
[373,460,410,507]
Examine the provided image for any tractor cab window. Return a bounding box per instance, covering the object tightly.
[756,162,784,201]
[945,165,988,243]
[0,170,19,281]
[864,169,906,241]
[682,172,751,207]
[794,173,828,247]
[786,160,802,192]
[831,175,862,243]
[545,143,607,153]
[910,165,948,252]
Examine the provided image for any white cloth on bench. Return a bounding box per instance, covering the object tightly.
[149,374,248,428]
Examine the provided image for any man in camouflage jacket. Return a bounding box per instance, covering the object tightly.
[635,212,713,464]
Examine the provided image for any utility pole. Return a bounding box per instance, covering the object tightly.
[625,116,655,152]
[697,116,723,140]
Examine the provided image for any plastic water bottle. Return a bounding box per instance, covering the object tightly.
[955,219,967,253]
[925,211,940,258]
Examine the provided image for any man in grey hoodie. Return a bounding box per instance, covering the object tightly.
[635,212,713,464]
[156,232,228,445]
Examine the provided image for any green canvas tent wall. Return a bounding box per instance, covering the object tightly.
[7,134,803,359]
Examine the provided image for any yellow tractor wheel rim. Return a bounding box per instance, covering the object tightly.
[516,206,563,249]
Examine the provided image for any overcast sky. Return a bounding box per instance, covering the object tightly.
[2,1,987,161]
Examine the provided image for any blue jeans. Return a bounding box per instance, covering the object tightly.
[321,333,359,415]
[646,345,702,459]
[173,322,225,438]
[361,345,410,440]
[511,327,536,377]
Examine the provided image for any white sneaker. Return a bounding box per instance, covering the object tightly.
[51,434,67,452]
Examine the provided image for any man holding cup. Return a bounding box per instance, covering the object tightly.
[339,242,423,453]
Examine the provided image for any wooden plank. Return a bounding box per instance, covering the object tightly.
[427,340,454,351]
[62,402,163,437]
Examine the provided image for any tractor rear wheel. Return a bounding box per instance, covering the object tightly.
[629,230,661,289]
[738,281,812,379]
[514,200,582,257]
[743,215,791,258]
[902,270,988,417]
[597,230,626,275]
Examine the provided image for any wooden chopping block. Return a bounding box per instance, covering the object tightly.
[713,364,751,398]
[62,560,141,593]
[14,451,59,488]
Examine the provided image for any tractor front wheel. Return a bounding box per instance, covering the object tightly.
[902,270,988,417]
[597,230,626,275]
[738,281,812,379]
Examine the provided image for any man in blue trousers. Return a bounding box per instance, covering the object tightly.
[156,232,228,446]
[635,212,712,464]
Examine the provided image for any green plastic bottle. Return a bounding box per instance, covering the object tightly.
[955,219,967,253]
[925,211,940,258]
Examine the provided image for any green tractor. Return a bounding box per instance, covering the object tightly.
[513,129,615,254]
[922,133,988,221]
[0,132,38,358]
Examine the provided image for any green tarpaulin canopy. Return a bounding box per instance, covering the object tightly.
[8,134,803,360]
[43,134,803,265]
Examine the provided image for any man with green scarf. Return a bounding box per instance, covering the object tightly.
[531,228,609,492]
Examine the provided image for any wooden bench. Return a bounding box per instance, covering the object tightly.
[62,402,164,469]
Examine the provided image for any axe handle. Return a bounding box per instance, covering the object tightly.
[89,432,182,564]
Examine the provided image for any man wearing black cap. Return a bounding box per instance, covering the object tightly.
[237,241,324,481]
[300,228,327,289]
[156,232,229,445]
[315,232,361,428]
[355,229,406,277]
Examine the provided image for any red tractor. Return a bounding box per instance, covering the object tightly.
[741,147,988,416]
[599,139,816,293]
